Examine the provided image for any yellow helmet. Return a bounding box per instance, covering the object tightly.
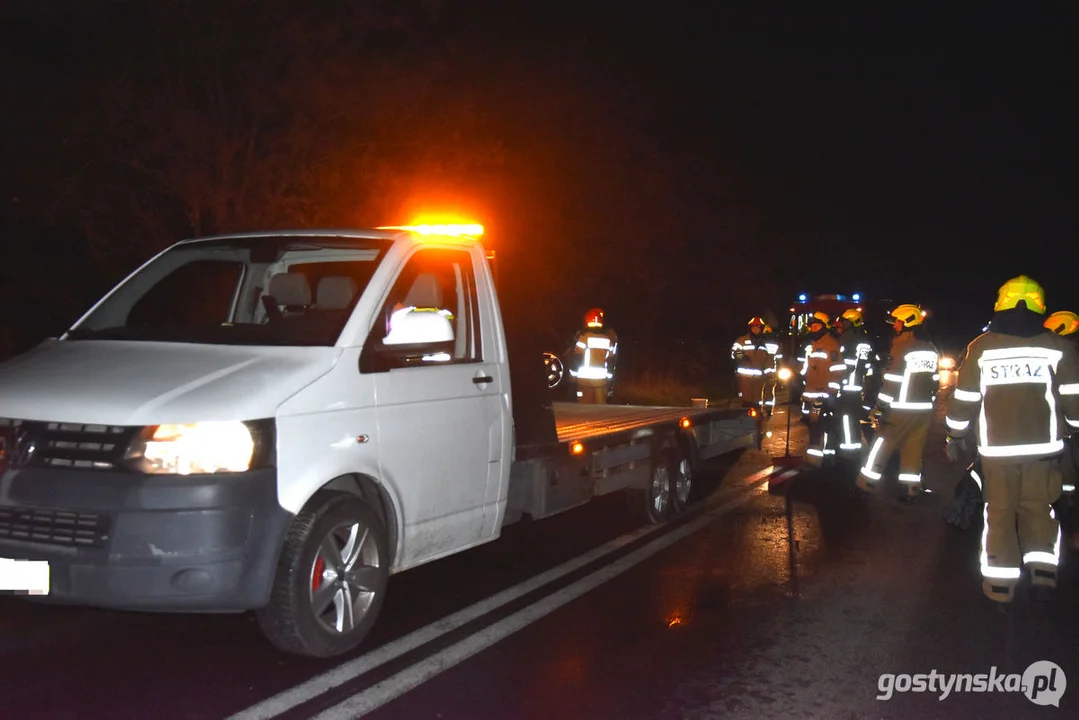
[808,311,831,328]
[1045,310,1079,336]
[994,274,1046,314]
[891,303,925,328]
[841,308,864,327]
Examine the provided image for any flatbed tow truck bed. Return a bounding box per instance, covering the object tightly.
[551,401,738,442]
[551,401,754,461]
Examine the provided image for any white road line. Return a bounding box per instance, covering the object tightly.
[229,463,782,720]
[309,484,771,719]
[230,520,664,720]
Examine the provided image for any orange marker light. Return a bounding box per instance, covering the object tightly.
[571,441,585,455]
[377,223,484,238]
[680,417,692,429]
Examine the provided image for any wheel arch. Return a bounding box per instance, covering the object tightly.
[316,473,401,570]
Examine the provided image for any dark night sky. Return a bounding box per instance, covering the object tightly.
[2,1,1078,356]
[465,2,1079,341]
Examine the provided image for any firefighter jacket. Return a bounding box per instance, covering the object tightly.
[760,330,783,374]
[836,326,875,396]
[945,311,1079,462]
[875,330,940,415]
[799,331,845,399]
[731,332,776,381]
[570,329,618,381]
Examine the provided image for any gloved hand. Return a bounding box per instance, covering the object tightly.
[943,466,983,531]
[870,408,883,431]
[945,435,967,462]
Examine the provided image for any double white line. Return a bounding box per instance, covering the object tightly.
[230,465,796,720]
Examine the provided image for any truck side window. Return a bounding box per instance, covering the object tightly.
[369,248,481,367]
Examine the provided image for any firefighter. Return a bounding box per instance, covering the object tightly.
[731,317,774,412]
[800,311,846,467]
[944,277,1079,604]
[1044,309,1079,548]
[858,304,940,497]
[834,308,875,463]
[760,322,782,416]
[569,307,618,404]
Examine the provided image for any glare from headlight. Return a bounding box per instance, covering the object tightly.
[127,421,255,475]
[940,356,956,370]
[777,367,794,382]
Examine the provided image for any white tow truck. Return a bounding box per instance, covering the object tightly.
[0,225,756,657]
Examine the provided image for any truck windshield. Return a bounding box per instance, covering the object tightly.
[66,234,393,346]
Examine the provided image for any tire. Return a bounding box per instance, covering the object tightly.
[627,447,674,524]
[670,447,695,515]
[256,491,390,658]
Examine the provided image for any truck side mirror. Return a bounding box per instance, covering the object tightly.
[359,309,456,373]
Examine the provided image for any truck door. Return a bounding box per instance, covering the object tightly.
[360,246,502,566]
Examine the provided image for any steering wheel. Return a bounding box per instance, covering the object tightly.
[543,352,565,389]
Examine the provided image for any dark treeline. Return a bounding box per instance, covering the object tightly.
[0,0,778,385]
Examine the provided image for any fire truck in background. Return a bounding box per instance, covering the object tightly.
[776,292,893,397]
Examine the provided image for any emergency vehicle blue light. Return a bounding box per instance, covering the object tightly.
[852,293,861,302]
[798,293,807,302]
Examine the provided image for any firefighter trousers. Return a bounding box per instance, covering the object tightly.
[858,410,930,492]
[833,392,865,457]
[805,395,838,467]
[575,377,608,404]
[980,457,1063,602]
[762,374,777,413]
[737,373,765,408]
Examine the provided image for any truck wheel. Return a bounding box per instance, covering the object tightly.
[628,449,674,524]
[670,450,694,514]
[256,491,390,658]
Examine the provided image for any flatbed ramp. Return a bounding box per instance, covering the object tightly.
[552,401,743,443]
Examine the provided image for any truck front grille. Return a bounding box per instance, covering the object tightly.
[0,506,110,548]
[0,419,136,470]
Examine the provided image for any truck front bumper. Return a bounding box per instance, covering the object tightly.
[0,465,293,612]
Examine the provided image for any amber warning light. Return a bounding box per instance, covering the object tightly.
[377,223,484,238]
[570,441,585,455]
[680,417,692,429]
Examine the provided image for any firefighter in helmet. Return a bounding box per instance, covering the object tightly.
[731,317,776,412]
[800,311,846,466]
[858,304,940,496]
[833,308,875,463]
[760,322,782,416]
[1045,310,1079,338]
[1045,309,1079,548]
[569,307,618,404]
[945,277,1079,604]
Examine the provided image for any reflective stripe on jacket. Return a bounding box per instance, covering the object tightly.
[837,327,874,393]
[876,333,940,412]
[732,333,776,376]
[946,330,1079,460]
[800,332,844,397]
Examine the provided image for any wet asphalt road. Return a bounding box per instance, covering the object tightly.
[3,388,1078,719]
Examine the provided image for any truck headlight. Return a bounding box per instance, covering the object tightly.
[125,421,260,475]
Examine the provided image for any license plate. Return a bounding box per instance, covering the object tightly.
[0,558,50,595]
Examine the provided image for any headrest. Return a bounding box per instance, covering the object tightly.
[268,272,312,307]
[317,276,357,310]
[403,273,443,308]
